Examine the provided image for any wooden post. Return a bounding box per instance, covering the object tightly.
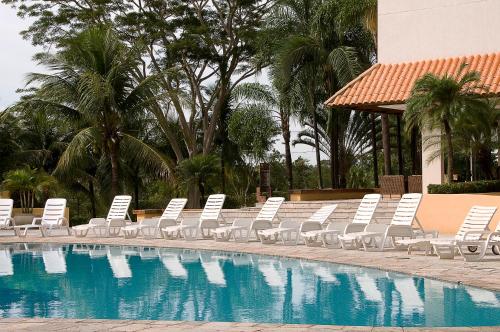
[371,113,379,187]
[396,114,404,175]
[381,113,392,175]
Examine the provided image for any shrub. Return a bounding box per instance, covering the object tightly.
[428,180,500,194]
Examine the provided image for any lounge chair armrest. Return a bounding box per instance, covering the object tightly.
[463,230,492,240]
[31,217,43,225]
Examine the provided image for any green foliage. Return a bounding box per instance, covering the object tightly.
[428,180,500,194]
[228,107,280,161]
[2,167,57,213]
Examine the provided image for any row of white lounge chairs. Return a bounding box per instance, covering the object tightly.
[0,193,499,261]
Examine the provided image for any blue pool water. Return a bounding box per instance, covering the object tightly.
[0,243,499,327]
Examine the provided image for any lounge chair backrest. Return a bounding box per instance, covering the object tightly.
[255,197,284,221]
[352,194,381,225]
[455,205,496,240]
[0,199,13,226]
[106,195,132,222]
[161,198,188,221]
[41,199,67,226]
[390,193,422,227]
[200,194,226,221]
[308,204,337,224]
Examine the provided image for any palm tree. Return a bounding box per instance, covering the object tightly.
[178,155,220,207]
[22,26,171,197]
[2,167,57,214]
[405,63,490,183]
[269,0,371,188]
[232,81,295,190]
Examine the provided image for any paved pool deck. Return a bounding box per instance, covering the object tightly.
[0,232,499,331]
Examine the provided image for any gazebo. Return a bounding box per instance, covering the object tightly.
[325,52,500,192]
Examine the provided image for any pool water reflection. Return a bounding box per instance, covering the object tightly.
[0,243,499,327]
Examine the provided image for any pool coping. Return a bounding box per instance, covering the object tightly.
[1,234,500,331]
[0,318,499,331]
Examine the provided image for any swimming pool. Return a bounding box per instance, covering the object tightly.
[0,243,499,327]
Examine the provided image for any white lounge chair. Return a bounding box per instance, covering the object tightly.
[397,205,496,258]
[257,219,301,245]
[107,246,132,278]
[456,218,500,262]
[212,197,284,242]
[426,206,497,259]
[0,199,15,235]
[72,195,132,237]
[259,204,337,246]
[302,194,381,249]
[339,193,428,251]
[122,198,187,239]
[248,197,285,240]
[0,248,13,276]
[42,244,67,274]
[14,199,69,237]
[298,204,340,247]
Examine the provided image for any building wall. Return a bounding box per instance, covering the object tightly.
[378,0,500,63]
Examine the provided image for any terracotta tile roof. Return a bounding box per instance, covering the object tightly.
[325,52,500,109]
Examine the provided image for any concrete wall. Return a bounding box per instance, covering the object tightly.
[417,194,500,235]
[378,0,500,63]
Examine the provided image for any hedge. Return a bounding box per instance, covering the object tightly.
[428,180,500,194]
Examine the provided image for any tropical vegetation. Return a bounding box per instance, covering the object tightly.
[0,0,497,223]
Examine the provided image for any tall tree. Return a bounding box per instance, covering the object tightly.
[20,27,171,196]
[405,63,490,183]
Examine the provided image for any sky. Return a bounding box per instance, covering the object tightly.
[0,4,326,163]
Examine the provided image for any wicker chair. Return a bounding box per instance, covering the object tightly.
[379,175,405,198]
[408,175,423,193]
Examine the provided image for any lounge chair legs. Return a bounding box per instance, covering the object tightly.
[433,244,457,259]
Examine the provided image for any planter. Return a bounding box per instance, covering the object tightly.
[14,214,35,226]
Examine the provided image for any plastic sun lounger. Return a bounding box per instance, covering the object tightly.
[257,219,302,245]
[339,193,429,251]
[397,205,497,259]
[14,199,69,237]
[301,194,381,249]
[72,195,132,237]
[0,199,15,236]
[212,197,284,242]
[297,204,339,247]
[122,198,187,239]
[456,218,500,262]
[259,204,338,246]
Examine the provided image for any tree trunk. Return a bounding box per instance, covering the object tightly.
[329,109,336,188]
[187,186,201,209]
[220,156,226,194]
[371,113,379,187]
[381,113,392,175]
[109,142,120,197]
[88,180,97,218]
[134,179,139,210]
[443,121,454,183]
[312,110,323,189]
[283,122,293,190]
[334,113,342,187]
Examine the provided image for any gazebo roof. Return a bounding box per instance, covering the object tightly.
[325,52,500,112]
